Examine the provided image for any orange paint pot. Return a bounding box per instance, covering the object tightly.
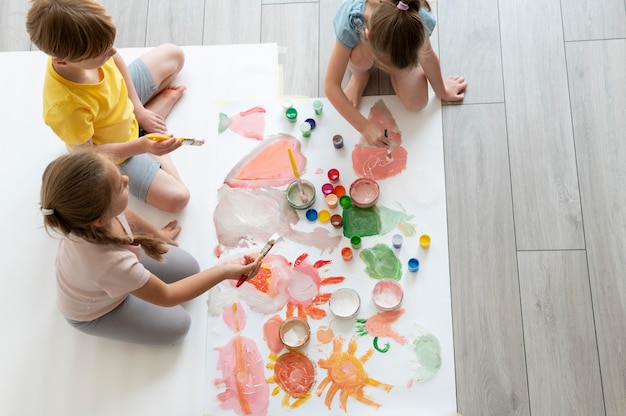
[341,247,353,261]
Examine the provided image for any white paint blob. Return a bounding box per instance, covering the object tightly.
[329,288,361,319]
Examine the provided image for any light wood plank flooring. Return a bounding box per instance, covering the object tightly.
[3,0,625,414]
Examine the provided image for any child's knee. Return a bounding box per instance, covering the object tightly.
[166,188,190,213]
[160,43,185,73]
[402,93,428,112]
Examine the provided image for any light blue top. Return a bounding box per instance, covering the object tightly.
[333,0,436,49]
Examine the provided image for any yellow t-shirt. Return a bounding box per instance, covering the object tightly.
[43,57,138,151]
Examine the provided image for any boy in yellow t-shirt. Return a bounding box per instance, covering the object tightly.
[26,0,190,213]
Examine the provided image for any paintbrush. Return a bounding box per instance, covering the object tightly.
[236,233,281,287]
[146,133,205,146]
[384,129,393,162]
[287,147,308,203]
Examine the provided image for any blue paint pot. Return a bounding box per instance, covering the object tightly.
[408,258,420,272]
[305,118,316,130]
[305,209,318,221]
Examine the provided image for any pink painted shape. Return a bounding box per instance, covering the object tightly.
[224,106,266,140]
[263,315,284,354]
[364,309,407,345]
[352,99,408,180]
[224,134,306,188]
[223,301,247,332]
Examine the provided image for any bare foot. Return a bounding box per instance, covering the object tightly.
[344,71,370,108]
[146,85,187,119]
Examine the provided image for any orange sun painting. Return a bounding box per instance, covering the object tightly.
[316,335,393,412]
[247,253,345,320]
[266,350,316,409]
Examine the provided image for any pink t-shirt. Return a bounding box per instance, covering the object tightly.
[56,214,151,321]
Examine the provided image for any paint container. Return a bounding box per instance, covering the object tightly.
[329,288,361,319]
[281,99,294,109]
[349,178,380,208]
[419,234,431,248]
[318,210,331,223]
[313,100,324,115]
[332,134,344,149]
[305,208,318,222]
[327,168,340,183]
[330,214,343,228]
[300,122,311,138]
[305,118,316,130]
[286,179,316,210]
[339,195,352,208]
[279,317,311,349]
[372,279,403,311]
[285,107,298,123]
[392,234,403,249]
[341,247,353,261]
[325,193,338,209]
[350,235,362,249]
[408,258,420,272]
[333,185,346,197]
[321,183,334,195]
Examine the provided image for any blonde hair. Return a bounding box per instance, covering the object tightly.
[366,0,431,70]
[26,0,117,61]
[40,151,168,261]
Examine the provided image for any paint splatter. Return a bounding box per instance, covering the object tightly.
[224,134,306,188]
[316,335,393,411]
[263,315,284,355]
[410,326,442,383]
[378,205,415,235]
[342,206,381,238]
[316,325,335,344]
[359,244,402,280]
[237,253,345,319]
[266,350,316,408]
[218,106,266,140]
[352,100,407,180]
[214,303,269,416]
[355,309,407,352]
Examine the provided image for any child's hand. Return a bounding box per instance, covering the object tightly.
[223,254,263,281]
[136,108,168,134]
[441,75,467,102]
[141,134,183,155]
[361,122,389,148]
[158,220,181,246]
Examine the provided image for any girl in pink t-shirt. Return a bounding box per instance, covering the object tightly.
[40,151,261,346]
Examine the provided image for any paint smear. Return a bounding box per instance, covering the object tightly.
[268,350,316,401]
[316,325,335,344]
[410,328,442,383]
[236,253,345,319]
[352,99,407,180]
[378,205,415,235]
[218,106,266,140]
[355,309,407,346]
[214,303,269,416]
[342,206,381,238]
[359,244,402,281]
[263,315,284,355]
[224,134,306,188]
[316,336,393,411]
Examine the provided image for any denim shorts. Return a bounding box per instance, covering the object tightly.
[128,58,157,105]
[118,153,161,202]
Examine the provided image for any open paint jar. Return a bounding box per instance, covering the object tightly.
[349,178,380,208]
[329,288,361,319]
[372,279,403,311]
[286,179,316,210]
[279,317,311,349]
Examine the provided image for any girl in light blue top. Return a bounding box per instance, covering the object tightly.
[325,0,467,147]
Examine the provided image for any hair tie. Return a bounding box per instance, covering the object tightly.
[397,1,409,11]
[41,208,55,216]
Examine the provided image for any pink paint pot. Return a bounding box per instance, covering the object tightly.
[350,178,380,208]
[325,193,338,209]
[327,168,340,183]
[279,317,311,349]
[321,183,334,195]
[372,279,403,311]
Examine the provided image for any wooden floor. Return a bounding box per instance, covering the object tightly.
[3,0,626,414]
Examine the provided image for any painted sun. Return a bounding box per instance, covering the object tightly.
[266,350,316,409]
[316,335,393,412]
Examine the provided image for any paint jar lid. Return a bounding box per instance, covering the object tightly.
[279,317,311,349]
[329,287,361,319]
[372,279,403,311]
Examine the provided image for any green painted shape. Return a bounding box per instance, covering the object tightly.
[378,205,415,235]
[359,244,402,280]
[342,205,381,238]
[218,113,231,134]
[373,336,390,353]
[411,333,442,382]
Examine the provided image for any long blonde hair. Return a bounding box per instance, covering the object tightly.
[366,0,431,70]
[40,151,168,261]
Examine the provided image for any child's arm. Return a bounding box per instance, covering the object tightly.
[131,255,262,307]
[418,38,467,102]
[69,134,182,160]
[124,209,180,246]
[324,40,388,147]
[112,53,167,134]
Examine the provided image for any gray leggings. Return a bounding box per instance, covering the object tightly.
[67,246,200,346]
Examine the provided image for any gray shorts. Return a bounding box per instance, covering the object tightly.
[128,58,158,105]
[119,153,161,202]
